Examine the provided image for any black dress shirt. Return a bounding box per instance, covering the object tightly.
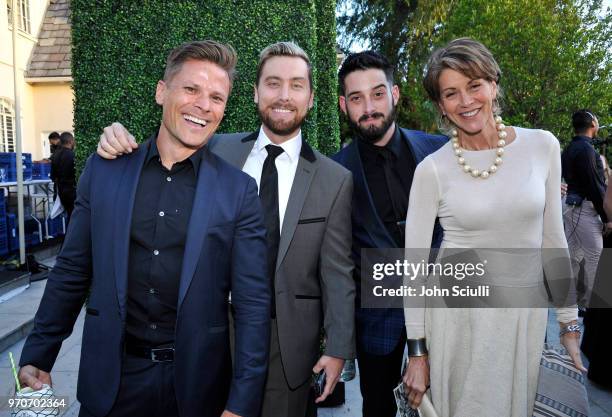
[50,147,75,186]
[358,126,417,246]
[561,135,608,223]
[125,136,205,347]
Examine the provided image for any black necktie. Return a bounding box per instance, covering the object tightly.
[260,144,284,318]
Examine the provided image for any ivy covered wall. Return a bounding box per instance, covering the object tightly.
[71,0,340,169]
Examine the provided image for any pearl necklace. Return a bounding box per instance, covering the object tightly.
[451,115,507,179]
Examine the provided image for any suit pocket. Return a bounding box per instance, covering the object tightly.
[85,307,99,316]
[297,217,326,225]
[295,295,322,300]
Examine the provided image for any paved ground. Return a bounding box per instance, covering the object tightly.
[0,262,610,416]
[0,305,83,417]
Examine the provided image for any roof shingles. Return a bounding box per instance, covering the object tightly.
[26,0,71,79]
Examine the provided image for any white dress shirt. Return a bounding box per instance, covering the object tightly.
[242,127,302,232]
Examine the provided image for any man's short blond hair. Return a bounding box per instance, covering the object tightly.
[163,40,237,87]
[256,41,312,88]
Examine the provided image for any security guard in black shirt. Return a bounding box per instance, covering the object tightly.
[562,109,611,307]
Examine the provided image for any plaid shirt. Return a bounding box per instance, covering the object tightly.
[333,128,446,355]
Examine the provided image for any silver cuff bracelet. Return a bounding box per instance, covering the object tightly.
[559,323,581,337]
[407,338,428,357]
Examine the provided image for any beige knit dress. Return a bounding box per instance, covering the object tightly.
[403,127,578,417]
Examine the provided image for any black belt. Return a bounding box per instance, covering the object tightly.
[125,344,175,362]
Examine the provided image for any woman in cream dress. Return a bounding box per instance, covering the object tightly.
[401,38,584,417]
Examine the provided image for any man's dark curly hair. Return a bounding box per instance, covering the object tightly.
[338,50,395,96]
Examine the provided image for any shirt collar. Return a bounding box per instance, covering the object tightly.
[385,125,402,158]
[572,135,594,143]
[358,124,402,158]
[147,134,205,174]
[255,126,302,163]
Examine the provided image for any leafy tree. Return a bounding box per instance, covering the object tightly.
[337,0,612,148]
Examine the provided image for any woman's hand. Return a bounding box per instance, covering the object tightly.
[559,322,587,372]
[402,355,430,409]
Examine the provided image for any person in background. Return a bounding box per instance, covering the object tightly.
[50,132,76,221]
[48,131,61,159]
[580,155,612,388]
[47,131,62,199]
[562,110,612,308]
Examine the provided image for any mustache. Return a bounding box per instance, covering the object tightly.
[269,102,297,111]
[359,113,385,123]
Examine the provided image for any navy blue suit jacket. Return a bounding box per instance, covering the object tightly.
[20,139,271,417]
[332,127,446,355]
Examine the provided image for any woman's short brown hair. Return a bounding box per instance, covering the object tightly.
[163,40,237,87]
[423,37,502,110]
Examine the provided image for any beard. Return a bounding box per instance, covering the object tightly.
[348,105,397,144]
[259,104,308,137]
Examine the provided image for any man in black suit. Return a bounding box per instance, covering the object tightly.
[332,51,446,417]
[19,40,270,417]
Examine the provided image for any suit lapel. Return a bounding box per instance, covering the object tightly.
[345,141,396,248]
[221,131,257,168]
[177,148,218,309]
[113,139,150,320]
[401,129,427,163]
[276,141,317,269]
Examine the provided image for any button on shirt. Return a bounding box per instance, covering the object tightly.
[242,127,302,231]
[358,126,417,246]
[125,137,204,347]
[562,135,608,223]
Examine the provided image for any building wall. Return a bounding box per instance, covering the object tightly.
[0,0,73,160]
[30,82,73,158]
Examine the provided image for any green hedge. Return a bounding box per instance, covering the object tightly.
[71,0,340,170]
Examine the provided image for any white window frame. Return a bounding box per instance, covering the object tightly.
[6,0,31,34]
[0,98,16,153]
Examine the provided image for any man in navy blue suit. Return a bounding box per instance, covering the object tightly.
[332,51,446,417]
[18,40,270,417]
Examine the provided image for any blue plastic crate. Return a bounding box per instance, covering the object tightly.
[5,214,41,250]
[32,162,52,180]
[0,152,33,182]
[47,215,66,237]
[26,231,41,247]
[0,192,5,218]
[0,215,8,256]
[6,213,17,251]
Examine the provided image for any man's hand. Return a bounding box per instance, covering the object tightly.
[561,183,568,198]
[402,356,430,409]
[220,411,241,417]
[97,122,138,159]
[312,355,345,403]
[18,365,52,391]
